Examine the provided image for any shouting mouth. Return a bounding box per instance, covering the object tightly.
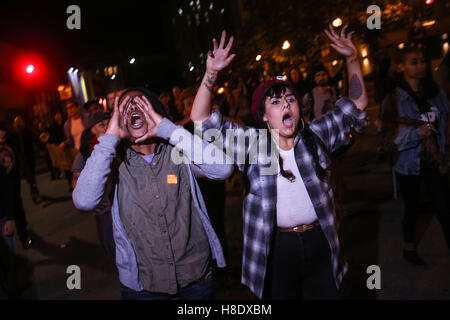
[128,110,145,129]
[282,112,294,129]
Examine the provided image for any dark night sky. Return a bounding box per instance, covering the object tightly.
[0,1,171,67]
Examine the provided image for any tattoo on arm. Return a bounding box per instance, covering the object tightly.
[203,71,217,93]
[349,74,363,100]
[348,57,358,64]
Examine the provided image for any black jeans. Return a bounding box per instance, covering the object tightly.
[267,226,346,300]
[396,169,450,249]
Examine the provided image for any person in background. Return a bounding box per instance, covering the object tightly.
[172,86,183,121]
[288,66,306,100]
[63,101,87,152]
[72,110,115,259]
[159,91,178,121]
[302,64,340,123]
[83,100,104,115]
[177,88,196,128]
[11,116,42,204]
[0,123,32,249]
[0,144,17,253]
[381,44,450,266]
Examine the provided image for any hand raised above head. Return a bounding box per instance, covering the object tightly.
[324,24,357,58]
[206,30,236,73]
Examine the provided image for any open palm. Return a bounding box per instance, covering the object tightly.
[206,30,236,72]
[324,24,357,58]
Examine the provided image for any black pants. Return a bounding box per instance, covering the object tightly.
[396,169,450,249]
[267,226,346,300]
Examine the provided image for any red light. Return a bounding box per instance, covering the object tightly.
[26,65,34,74]
[425,0,434,5]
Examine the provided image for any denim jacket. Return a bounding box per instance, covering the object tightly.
[72,118,233,291]
[382,87,449,175]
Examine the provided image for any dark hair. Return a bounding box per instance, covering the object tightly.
[79,129,94,162]
[119,87,170,120]
[396,42,424,64]
[255,82,326,181]
[83,100,102,112]
[311,64,329,77]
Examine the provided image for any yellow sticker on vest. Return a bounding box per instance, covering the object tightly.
[167,174,177,184]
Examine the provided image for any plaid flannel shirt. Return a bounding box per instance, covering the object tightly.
[198,97,368,299]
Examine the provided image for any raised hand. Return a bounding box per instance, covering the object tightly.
[206,30,236,73]
[106,96,131,139]
[133,96,163,143]
[324,24,357,58]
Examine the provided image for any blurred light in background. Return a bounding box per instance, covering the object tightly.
[255,54,261,61]
[398,43,405,49]
[217,87,224,94]
[282,40,290,50]
[129,58,135,64]
[111,74,116,80]
[26,64,34,74]
[361,46,368,58]
[332,60,338,66]
[421,20,435,27]
[332,18,342,28]
[189,66,195,72]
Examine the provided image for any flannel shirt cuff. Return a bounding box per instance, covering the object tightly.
[199,109,223,132]
[335,97,368,133]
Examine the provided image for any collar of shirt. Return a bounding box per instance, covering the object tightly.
[125,143,164,165]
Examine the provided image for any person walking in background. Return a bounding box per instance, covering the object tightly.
[381,43,450,266]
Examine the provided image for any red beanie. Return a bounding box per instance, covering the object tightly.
[251,76,292,115]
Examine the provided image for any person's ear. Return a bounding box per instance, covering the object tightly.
[263,113,268,123]
[90,127,96,135]
[397,63,405,73]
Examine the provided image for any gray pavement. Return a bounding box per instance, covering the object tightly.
[10,105,450,300]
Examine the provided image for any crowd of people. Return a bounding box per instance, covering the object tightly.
[1,25,449,300]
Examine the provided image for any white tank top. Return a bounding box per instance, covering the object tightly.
[276,147,319,227]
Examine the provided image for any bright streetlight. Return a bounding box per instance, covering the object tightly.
[332,18,343,28]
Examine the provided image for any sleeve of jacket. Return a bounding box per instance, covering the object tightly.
[72,134,119,211]
[193,109,259,172]
[309,97,369,154]
[380,94,424,152]
[157,117,234,180]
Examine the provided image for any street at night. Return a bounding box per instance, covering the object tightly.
[1,0,450,304]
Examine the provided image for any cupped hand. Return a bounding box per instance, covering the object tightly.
[106,96,131,139]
